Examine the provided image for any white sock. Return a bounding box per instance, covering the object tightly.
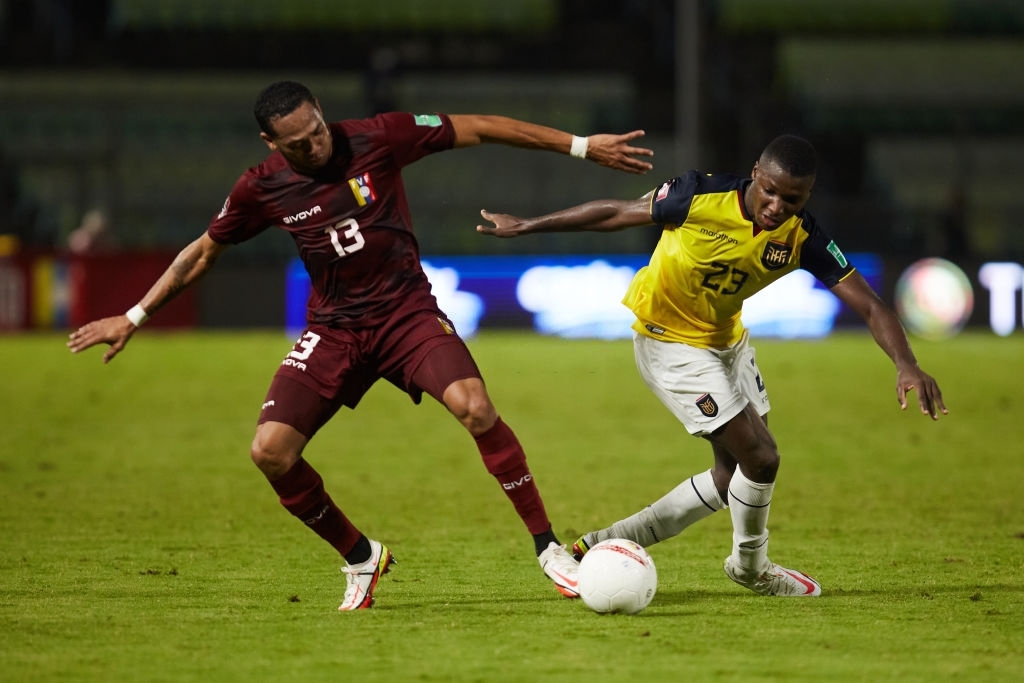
[727,467,773,576]
[592,469,725,547]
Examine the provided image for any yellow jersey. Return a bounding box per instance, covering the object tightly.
[624,171,856,348]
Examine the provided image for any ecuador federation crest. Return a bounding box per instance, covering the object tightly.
[695,393,719,417]
[761,240,792,271]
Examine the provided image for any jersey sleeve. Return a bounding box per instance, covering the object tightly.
[206,172,270,245]
[797,211,856,287]
[649,170,701,226]
[379,112,457,167]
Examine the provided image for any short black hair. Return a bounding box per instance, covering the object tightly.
[254,81,316,136]
[760,134,817,178]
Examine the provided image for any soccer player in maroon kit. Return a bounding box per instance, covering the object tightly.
[67,80,654,610]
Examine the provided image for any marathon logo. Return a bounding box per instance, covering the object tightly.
[761,241,792,271]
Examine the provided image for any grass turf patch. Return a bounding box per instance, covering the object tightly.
[1,330,1021,681]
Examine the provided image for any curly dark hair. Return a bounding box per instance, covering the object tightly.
[253,81,316,136]
[760,134,817,178]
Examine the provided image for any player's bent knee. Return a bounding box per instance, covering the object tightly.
[249,437,269,466]
[250,424,304,479]
[443,380,497,434]
[461,401,497,434]
[250,437,280,473]
[740,448,780,482]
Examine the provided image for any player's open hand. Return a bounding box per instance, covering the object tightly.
[476,210,530,238]
[67,315,138,364]
[585,130,654,174]
[896,366,948,420]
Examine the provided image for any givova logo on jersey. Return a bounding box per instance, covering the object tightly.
[761,241,792,271]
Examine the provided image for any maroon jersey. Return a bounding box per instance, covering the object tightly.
[208,112,456,328]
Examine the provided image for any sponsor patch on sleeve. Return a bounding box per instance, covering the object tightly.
[413,114,443,127]
[826,240,848,268]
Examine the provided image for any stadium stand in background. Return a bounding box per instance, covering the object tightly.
[0,0,1022,261]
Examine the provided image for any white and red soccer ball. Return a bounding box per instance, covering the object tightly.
[578,539,657,614]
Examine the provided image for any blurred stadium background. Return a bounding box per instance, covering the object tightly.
[1,0,1022,334]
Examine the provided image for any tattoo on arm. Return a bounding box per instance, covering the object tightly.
[152,241,218,311]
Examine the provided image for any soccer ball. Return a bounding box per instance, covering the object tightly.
[578,539,657,614]
[895,257,974,340]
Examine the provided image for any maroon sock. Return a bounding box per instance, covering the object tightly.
[475,418,552,536]
[269,459,362,557]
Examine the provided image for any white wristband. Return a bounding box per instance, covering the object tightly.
[126,304,149,327]
[570,135,589,160]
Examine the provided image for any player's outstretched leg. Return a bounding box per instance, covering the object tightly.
[571,469,725,561]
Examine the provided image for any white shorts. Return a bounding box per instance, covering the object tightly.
[633,330,770,436]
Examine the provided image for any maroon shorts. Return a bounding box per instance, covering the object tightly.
[257,308,481,438]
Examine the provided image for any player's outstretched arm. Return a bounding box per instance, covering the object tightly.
[448,114,654,174]
[477,197,653,238]
[67,232,228,364]
[830,272,948,420]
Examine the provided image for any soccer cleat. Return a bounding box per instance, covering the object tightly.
[339,539,395,611]
[571,534,593,562]
[723,556,821,597]
[538,542,580,598]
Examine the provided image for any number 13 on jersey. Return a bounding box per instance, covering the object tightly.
[325,218,365,256]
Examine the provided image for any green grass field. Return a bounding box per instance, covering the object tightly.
[2,330,1021,682]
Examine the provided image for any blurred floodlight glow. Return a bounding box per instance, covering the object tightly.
[422,261,485,337]
[287,254,880,340]
[742,269,842,338]
[516,260,637,339]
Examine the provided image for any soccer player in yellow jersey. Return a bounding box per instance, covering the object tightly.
[477,134,947,597]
